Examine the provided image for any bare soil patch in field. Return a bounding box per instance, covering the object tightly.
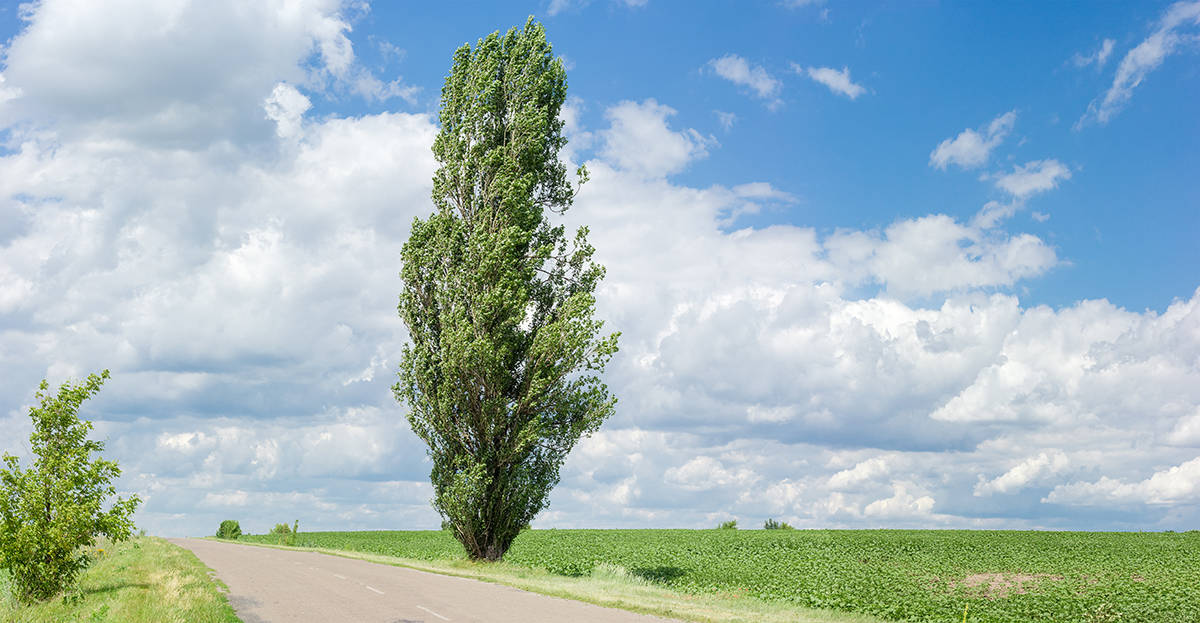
[949,572,1064,599]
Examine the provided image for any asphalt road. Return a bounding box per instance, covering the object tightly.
[170,537,677,623]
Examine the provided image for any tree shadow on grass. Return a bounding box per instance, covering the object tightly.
[81,582,152,596]
[632,566,685,584]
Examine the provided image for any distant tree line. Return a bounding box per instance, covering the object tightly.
[715,518,796,530]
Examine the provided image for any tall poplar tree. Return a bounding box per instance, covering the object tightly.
[395,18,619,561]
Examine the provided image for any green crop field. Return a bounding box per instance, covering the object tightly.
[241,528,1200,623]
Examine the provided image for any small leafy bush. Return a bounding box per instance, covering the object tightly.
[717,519,737,530]
[0,371,141,603]
[216,520,241,540]
[763,518,794,530]
[265,520,301,545]
[271,520,299,545]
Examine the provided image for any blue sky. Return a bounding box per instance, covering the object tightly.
[314,1,1200,311]
[0,0,1197,537]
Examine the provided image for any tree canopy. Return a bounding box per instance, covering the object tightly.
[395,17,618,561]
[0,370,141,603]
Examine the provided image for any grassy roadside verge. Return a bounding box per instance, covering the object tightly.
[221,538,885,623]
[1,537,240,623]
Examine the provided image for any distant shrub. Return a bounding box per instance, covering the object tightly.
[764,518,795,530]
[270,520,300,545]
[717,519,737,530]
[216,520,241,540]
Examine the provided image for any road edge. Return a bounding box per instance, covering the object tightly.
[199,537,886,623]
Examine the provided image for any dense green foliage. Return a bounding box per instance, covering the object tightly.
[0,371,141,603]
[215,520,241,540]
[268,520,299,545]
[717,520,738,530]
[395,17,618,561]
[241,529,1200,623]
[763,518,794,530]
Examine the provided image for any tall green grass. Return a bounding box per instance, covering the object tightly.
[1,537,239,623]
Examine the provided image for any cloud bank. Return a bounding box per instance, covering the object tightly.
[0,0,1196,537]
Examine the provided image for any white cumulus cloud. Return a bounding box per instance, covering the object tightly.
[1045,456,1200,505]
[1168,409,1200,446]
[264,83,312,139]
[797,65,867,99]
[708,54,783,108]
[992,159,1072,199]
[930,111,1017,170]
[863,483,936,519]
[829,457,892,490]
[975,451,1069,496]
[599,99,716,178]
